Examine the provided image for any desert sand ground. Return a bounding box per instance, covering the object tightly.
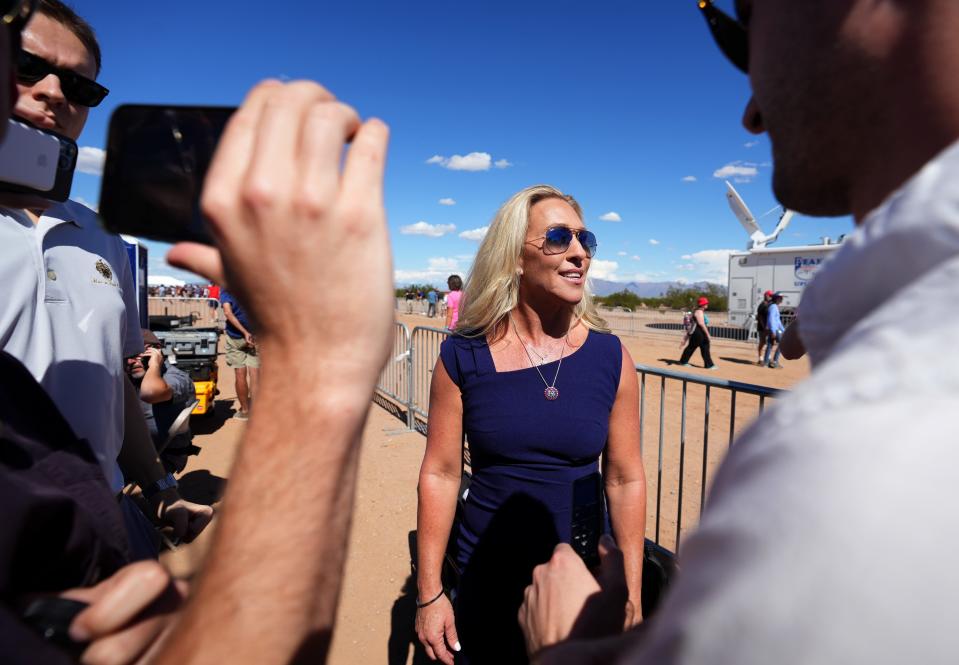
[160,309,808,664]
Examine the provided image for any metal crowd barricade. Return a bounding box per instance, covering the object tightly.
[635,363,781,551]
[375,322,412,426]
[370,324,785,552]
[148,297,224,329]
[408,326,450,430]
[396,297,431,316]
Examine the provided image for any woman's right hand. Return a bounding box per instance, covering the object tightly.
[415,593,461,664]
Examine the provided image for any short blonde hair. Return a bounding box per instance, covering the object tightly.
[456,184,609,338]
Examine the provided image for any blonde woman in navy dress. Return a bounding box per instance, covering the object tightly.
[415,185,647,664]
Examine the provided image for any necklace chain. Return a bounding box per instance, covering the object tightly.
[509,314,570,400]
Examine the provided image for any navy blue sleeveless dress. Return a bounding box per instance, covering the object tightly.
[438,329,622,664]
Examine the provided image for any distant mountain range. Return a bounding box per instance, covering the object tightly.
[589,279,721,297]
[393,277,724,297]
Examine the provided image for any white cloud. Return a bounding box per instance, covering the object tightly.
[682,175,697,183]
[399,221,456,237]
[649,239,660,246]
[427,152,492,171]
[588,259,619,280]
[438,197,456,206]
[674,248,737,283]
[395,257,471,285]
[599,212,622,222]
[744,141,760,148]
[447,152,491,171]
[394,269,441,283]
[713,162,759,181]
[426,152,512,172]
[617,251,627,256]
[631,255,641,261]
[77,146,105,176]
[459,226,489,241]
[427,257,459,271]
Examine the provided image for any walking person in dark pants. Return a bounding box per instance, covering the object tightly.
[755,290,773,365]
[764,293,786,368]
[679,297,716,369]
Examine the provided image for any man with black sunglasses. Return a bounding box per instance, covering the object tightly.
[520,1,959,663]
[0,0,212,556]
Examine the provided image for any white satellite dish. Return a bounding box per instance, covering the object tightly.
[725,181,795,249]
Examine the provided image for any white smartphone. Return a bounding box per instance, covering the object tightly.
[0,117,78,202]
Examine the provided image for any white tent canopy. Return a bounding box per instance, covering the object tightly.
[148,274,187,287]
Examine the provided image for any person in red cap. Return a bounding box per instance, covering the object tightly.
[755,290,774,365]
[677,296,716,369]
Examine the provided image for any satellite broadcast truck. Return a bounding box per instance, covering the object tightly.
[722,182,844,329]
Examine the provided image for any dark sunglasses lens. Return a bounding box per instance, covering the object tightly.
[66,79,106,106]
[543,227,573,253]
[578,230,597,257]
[16,50,46,82]
[698,1,749,74]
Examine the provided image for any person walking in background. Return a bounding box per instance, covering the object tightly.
[755,290,772,365]
[416,185,645,664]
[444,274,463,331]
[678,296,716,369]
[427,288,438,318]
[220,289,259,419]
[763,293,785,368]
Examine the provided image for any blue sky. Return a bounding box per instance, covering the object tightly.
[67,0,852,287]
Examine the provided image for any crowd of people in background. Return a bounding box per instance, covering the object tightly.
[148,283,214,298]
[401,275,464,329]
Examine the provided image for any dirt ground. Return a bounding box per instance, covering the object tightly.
[161,311,809,664]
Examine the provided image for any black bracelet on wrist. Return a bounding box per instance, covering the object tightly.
[416,588,445,609]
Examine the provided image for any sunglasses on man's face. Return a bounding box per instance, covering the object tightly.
[16,49,109,107]
[530,226,598,258]
[697,0,750,74]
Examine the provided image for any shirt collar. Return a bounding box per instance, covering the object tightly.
[797,138,959,366]
[42,200,88,228]
[0,201,87,230]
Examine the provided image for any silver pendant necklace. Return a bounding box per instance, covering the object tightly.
[510,314,568,401]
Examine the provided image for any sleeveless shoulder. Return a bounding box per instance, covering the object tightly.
[587,330,624,386]
[439,334,486,387]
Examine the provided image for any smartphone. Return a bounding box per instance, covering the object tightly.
[99,105,235,244]
[570,472,605,569]
[0,117,78,202]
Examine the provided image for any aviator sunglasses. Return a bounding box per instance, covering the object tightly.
[529,226,598,258]
[697,0,749,74]
[16,49,109,106]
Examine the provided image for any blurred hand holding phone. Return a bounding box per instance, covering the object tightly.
[99,105,236,244]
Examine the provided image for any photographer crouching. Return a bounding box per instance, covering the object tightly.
[125,329,198,474]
